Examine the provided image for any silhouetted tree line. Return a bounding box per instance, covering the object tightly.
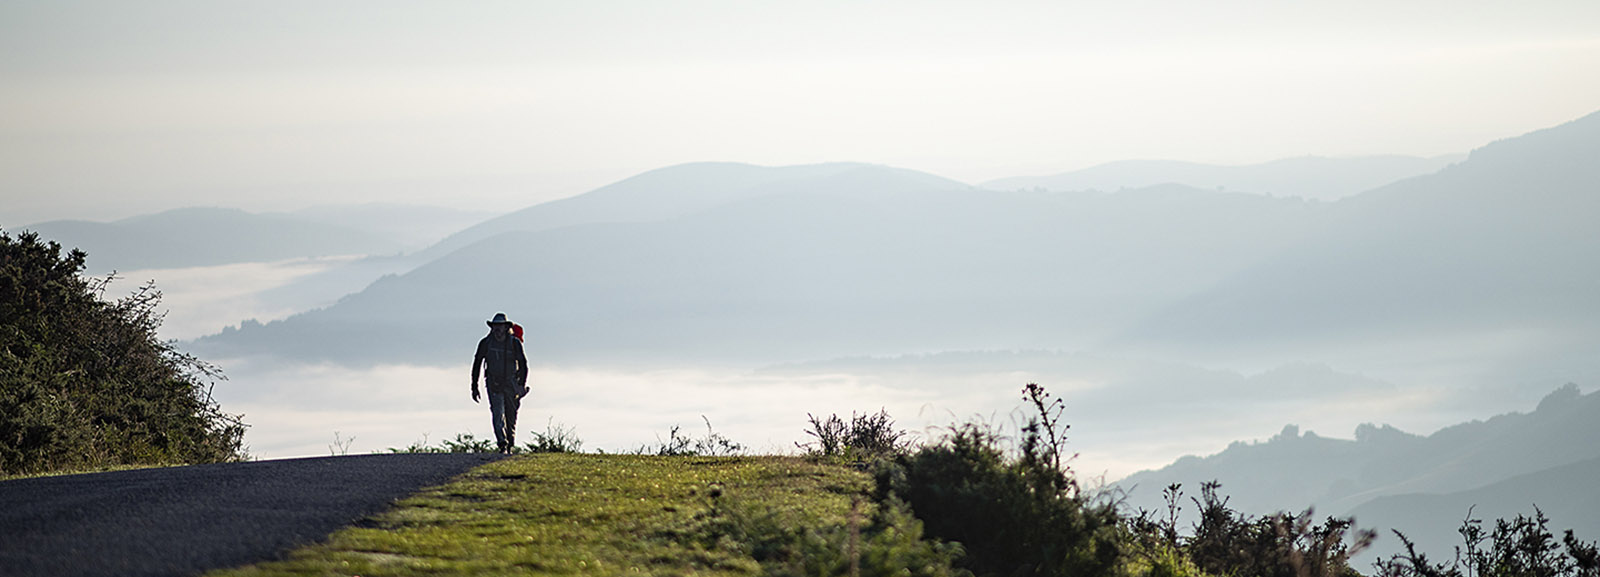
[1,230,246,476]
[1375,507,1600,577]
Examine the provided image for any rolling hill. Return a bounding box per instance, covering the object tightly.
[982,155,1462,201]
[410,162,972,262]
[285,203,496,252]
[1115,109,1600,385]
[18,207,405,272]
[191,172,1326,366]
[1115,383,1600,565]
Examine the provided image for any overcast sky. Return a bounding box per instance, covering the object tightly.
[4,1,1598,223]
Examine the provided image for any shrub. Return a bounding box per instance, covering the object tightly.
[1375,507,1600,577]
[522,418,584,453]
[875,384,1124,576]
[0,230,247,475]
[638,415,746,457]
[1126,481,1373,577]
[799,409,913,462]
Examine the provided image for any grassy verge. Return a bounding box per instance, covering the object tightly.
[0,462,177,482]
[208,454,873,576]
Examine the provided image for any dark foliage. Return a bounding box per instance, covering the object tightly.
[0,230,247,475]
[1126,480,1375,577]
[799,409,913,461]
[1173,480,1375,577]
[1375,507,1600,577]
[875,384,1123,576]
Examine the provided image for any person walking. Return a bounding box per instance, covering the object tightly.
[471,312,529,454]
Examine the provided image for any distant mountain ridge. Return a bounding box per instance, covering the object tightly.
[193,110,1600,381]
[1116,384,1600,514]
[1348,453,1600,568]
[1116,384,1600,569]
[285,203,495,252]
[18,207,404,272]
[982,155,1463,201]
[412,162,972,262]
[1119,109,1600,381]
[192,177,1324,365]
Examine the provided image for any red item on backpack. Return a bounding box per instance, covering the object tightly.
[511,323,524,342]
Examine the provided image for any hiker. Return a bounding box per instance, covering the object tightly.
[471,312,529,454]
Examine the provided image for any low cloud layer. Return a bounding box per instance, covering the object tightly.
[212,355,1499,481]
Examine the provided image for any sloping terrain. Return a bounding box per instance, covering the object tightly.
[1120,110,1600,375]
[983,154,1461,201]
[209,454,871,576]
[194,177,1324,366]
[412,162,972,262]
[1113,382,1600,527]
[20,207,403,272]
[195,111,1599,382]
[1348,454,1600,569]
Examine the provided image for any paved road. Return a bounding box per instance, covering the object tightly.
[0,453,506,577]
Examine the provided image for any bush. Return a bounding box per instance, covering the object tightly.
[637,415,745,457]
[522,418,584,453]
[0,230,247,475]
[1375,507,1600,577]
[875,384,1124,576]
[799,409,914,462]
[1125,481,1373,577]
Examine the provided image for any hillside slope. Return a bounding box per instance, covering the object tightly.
[210,454,873,576]
[1115,384,1600,524]
[1118,109,1600,382]
[20,207,403,272]
[983,154,1461,201]
[412,162,971,262]
[194,179,1323,365]
[1347,454,1600,568]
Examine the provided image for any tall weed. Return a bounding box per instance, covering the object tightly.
[637,415,746,457]
[799,409,913,462]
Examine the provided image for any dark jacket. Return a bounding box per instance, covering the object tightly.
[472,333,528,391]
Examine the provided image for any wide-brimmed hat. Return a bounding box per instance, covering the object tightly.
[486,312,512,326]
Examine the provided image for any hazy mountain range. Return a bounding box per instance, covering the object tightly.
[14,204,492,273]
[983,154,1464,201]
[190,172,1331,366]
[1116,111,1600,383]
[190,110,1599,388]
[1116,383,1600,567]
[413,163,972,263]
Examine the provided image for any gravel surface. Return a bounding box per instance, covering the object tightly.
[0,453,506,577]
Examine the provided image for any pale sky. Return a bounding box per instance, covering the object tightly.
[4,0,1599,224]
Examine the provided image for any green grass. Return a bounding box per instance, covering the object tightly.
[0,462,177,482]
[208,454,873,576]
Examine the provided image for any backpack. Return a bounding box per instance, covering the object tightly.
[482,335,523,387]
